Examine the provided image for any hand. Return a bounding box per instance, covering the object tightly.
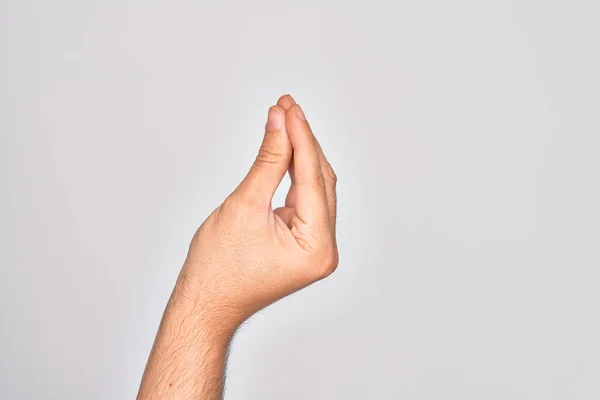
[176,94,338,332]
[138,95,338,399]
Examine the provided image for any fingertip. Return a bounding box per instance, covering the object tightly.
[277,94,296,110]
[286,103,307,122]
[265,105,285,131]
[285,104,312,146]
[269,104,287,116]
[273,104,287,113]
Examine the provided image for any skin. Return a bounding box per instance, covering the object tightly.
[137,94,338,400]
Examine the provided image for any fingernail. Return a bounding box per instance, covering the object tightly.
[288,94,296,104]
[266,107,283,131]
[296,104,306,121]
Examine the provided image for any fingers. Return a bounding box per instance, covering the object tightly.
[234,105,292,206]
[285,104,329,226]
[280,95,336,231]
[232,95,337,242]
[277,94,298,207]
[314,138,337,235]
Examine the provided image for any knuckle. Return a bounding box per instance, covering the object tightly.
[325,164,337,184]
[316,246,339,279]
[316,173,327,190]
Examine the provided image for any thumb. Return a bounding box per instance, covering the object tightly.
[234,105,292,206]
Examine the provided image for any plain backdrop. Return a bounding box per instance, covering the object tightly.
[1,1,599,399]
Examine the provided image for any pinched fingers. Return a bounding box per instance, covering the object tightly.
[284,102,338,276]
[285,104,329,228]
[278,95,337,236]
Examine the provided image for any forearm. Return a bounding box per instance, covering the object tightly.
[137,275,236,400]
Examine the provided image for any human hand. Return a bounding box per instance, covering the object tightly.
[176,94,338,332]
[137,95,338,398]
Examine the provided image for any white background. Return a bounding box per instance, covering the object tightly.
[1,1,599,398]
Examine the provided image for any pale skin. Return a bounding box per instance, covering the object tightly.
[137,94,338,399]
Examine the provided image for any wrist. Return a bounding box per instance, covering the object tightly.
[171,266,242,337]
[138,272,233,399]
